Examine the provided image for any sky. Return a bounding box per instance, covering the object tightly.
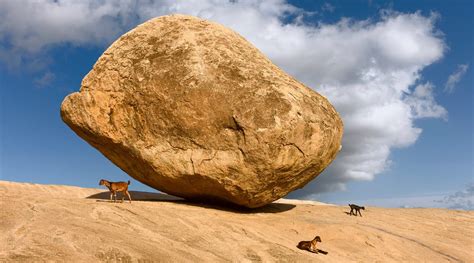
[0,0,472,210]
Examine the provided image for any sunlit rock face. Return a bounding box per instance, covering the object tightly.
[60,14,343,208]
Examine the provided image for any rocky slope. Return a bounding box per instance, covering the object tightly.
[1,180,472,262]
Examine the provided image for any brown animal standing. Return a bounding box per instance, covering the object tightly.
[349,204,365,216]
[297,236,328,254]
[99,179,132,203]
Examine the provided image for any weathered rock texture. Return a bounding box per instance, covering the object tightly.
[60,14,343,208]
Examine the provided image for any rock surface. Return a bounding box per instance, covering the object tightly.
[60,14,343,208]
[2,181,473,262]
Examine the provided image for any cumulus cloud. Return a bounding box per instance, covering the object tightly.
[0,1,140,52]
[0,0,142,70]
[444,64,469,93]
[0,0,448,196]
[405,83,447,120]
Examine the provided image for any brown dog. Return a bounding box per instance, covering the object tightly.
[99,179,132,203]
[297,236,328,254]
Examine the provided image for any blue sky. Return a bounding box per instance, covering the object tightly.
[1,0,472,209]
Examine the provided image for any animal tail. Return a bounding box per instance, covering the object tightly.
[317,249,328,255]
[128,180,131,185]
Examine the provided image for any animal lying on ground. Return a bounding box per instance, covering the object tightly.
[297,236,328,254]
[349,204,365,216]
[99,179,132,203]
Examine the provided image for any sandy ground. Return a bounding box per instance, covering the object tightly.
[1,180,473,262]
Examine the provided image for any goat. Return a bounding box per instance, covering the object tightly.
[297,236,328,254]
[348,204,365,216]
[99,179,132,203]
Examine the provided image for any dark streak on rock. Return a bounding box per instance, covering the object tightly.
[359,224,461,262]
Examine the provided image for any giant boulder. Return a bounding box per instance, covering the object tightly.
[60,14,343,208]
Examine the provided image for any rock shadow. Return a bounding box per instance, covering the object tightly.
[181,199,296,214]
[87,191,295,214]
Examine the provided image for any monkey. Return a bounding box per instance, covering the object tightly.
[297,236,328,254]
[348,204,365,217]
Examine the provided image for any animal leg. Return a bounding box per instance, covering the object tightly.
[113,192,117,203]
[126,191,132,203]
[359,210,362,217]
[317,249,328,255]
[110,192,113,202]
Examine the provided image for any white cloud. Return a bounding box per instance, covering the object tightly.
[33,71,56,88]
[327,187,474,210]
[0,0,448,196]
[321,2,335,13]
[330,193,451,209]
[444,64,469,93]
[0,0,135,52]
[435,184,474,210]
[405,83,447,120]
